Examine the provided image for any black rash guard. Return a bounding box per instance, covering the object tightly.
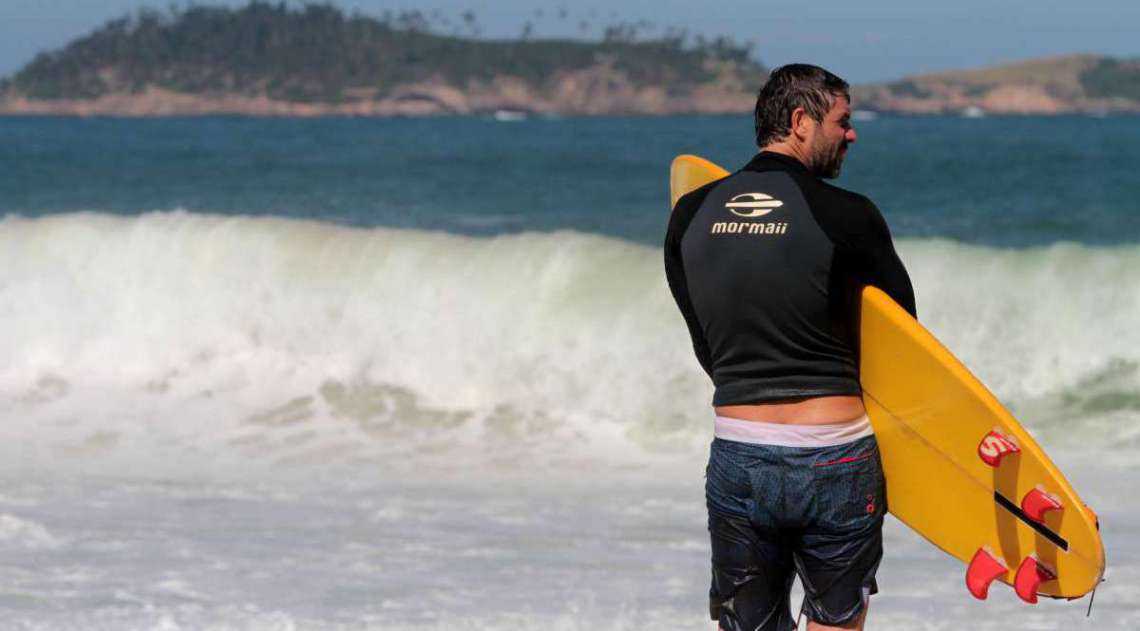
[664,151,916,406]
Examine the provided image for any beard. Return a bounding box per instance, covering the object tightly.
[809,133,847,179]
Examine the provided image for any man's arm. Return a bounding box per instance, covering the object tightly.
[664,187,716,377]
[796,177,916,319]
[848,198,917,317]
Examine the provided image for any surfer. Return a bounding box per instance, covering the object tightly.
[664,64,917,631]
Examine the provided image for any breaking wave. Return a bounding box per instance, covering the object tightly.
[1,212,1137,474]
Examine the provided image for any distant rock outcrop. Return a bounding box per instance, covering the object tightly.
[852,55,1140,115]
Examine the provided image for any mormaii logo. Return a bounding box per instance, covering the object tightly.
[725,193,783,218]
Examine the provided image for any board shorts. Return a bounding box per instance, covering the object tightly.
[706,433,886,631]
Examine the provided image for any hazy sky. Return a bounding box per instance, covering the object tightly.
[2,0,1137,83]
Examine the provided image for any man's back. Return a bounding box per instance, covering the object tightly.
[665,151,915,408]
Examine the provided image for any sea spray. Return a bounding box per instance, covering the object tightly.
[1,212,1137,474]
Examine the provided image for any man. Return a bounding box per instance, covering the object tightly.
[663,64,917,631]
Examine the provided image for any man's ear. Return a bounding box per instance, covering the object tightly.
[789,107,811,140]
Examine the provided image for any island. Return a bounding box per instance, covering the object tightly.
[0,3,763,117]
[1,3,1136,117]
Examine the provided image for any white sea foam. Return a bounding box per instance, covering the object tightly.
[0,513,64,549]
[0,459,1130,630]
[0,211,1136,475]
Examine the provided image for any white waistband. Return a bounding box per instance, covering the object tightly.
[714,414,873,448]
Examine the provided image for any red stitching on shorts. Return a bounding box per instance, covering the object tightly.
[813,453,872,467]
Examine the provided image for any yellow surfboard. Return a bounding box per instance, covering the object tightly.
[670,154,1105,601]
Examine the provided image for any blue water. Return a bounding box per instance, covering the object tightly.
[1,115,1138,630]
[2,114,1138,246]
[2,111,1138,447]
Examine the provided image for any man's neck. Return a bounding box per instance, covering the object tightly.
[760,143,811,171]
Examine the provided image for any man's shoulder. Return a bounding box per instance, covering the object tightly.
[797,175,875,212]
[667,174,732,246]
[790,176,889,246]
[673,174,729,213]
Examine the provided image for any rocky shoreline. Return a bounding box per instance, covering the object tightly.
[853,84,1140,115]
[0,62,755,118]
[4,84,1134,118]
[3,55,1136,118]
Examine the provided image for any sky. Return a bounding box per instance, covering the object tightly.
[1,0,1137,84]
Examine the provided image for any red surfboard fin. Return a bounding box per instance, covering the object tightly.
[977,428,1020,467]
[1021,485,1063,523]
[1014,555,1056,603]
[966,546,1008,599]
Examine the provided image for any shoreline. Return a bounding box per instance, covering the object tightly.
[0,79,757,118]
[2,97,1135,118]
[3,76,1137,119]
[1,106,1137,118]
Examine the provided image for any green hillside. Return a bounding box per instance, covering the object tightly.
[1080,58,1140,100]
[854,54,1140,114]
[1,2,766,104]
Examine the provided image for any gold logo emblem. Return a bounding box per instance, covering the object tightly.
[725,193,784,218]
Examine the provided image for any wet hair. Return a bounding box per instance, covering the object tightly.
[753,64,850,147]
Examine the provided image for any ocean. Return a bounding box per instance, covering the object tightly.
[0,114,1137,629]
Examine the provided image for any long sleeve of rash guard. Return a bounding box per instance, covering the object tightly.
[664,181,720,377]
[812,193,917,318]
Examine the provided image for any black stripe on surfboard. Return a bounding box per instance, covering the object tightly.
[993,491,1069,551]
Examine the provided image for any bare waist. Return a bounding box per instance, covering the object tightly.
[714,394,865,425]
